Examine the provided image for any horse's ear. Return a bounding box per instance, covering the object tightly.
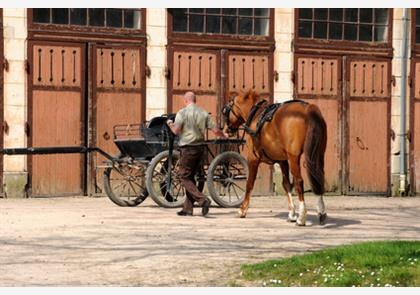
[227,91,238,101]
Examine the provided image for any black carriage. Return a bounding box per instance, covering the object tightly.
[1,114,249,208]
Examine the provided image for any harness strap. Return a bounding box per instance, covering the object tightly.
[243,99,268,137]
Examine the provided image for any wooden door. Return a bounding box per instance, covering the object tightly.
[29,41,86,196]
[294,55,342,193]
[410,58,420,193]
[92,44,145,192]
[346,58,391,194]
[226,51,273,194]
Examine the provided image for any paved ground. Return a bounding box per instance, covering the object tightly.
[0,195,419,286]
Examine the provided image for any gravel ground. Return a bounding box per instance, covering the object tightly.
[0,195,419,286]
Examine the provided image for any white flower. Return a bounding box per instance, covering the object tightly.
[299,273,303,277]
[263,282,266,286]
[370,272,375,276]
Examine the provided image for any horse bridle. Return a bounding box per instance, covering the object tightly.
[222,98,245,133]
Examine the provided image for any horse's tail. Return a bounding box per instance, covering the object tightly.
[304,104,327,195]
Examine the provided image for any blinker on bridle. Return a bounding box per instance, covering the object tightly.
[222,99,244,133]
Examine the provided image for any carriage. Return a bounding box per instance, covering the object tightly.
[1,114,249,209]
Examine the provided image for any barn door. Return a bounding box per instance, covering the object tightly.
[92,44,145,192]
[29,41,86,196]
[226,51,273,194]
[169,48,220,123]
[294,54,342,193]
[345,57,390,194]
[410,58,420,194]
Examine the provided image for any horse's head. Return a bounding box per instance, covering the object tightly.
[222,90,258,135]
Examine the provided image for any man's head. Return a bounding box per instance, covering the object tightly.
[183,91,196,106]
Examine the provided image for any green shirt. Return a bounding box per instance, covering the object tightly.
[174,103,216,146]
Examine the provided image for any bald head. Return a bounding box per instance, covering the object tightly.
[183,91,196,105]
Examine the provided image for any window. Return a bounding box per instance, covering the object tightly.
[298,8,389,43]
[32,8,142,30]
[416,9,420,44]
[171,8,270,36]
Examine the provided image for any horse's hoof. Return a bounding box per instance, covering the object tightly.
[295,221,306,226]
[287,217,297,223]
[319,213,327,225]
[237,212,247,218]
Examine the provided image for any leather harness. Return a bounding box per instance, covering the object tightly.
[241,99,308,164]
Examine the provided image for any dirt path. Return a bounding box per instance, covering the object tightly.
[0,195,419,286]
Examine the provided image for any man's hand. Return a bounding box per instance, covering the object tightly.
[166,119,173,126]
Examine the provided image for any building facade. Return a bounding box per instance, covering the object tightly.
[0,8,418,198]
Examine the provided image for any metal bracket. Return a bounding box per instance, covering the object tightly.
[273,70,279,82]
[24,122,30,137]
[391,75,396,87]
[25,59,30,74]
[291,70,296,85]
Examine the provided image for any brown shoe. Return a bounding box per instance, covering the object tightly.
[201,199,211,216]
[177,210,193,216]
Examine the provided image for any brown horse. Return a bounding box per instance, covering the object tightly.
[222,90,327,225]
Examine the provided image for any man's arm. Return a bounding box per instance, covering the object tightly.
[211,127,229,139]
[166,120,182,135]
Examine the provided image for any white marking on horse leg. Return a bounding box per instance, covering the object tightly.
[296,201,307,226]
[287,192,297,222]
[317,195,326,215]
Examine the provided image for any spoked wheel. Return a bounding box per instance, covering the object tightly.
[146,150,186,208]
[103,157,149,207]
[207,151,248,208]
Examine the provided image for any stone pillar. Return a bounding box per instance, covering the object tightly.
[146,8,168,120]
[3,8,28,198]
[273,9,294,195]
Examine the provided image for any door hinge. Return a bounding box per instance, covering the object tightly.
[391,75,396,87]
[408,75,412,88]
[24,122,30,137]
[274,70,279,82]
[3,57,9,72]
[164,66,170,79]
[290,70,295,85]
[145,65,151,78]
[3,120,9,135]
[25,59,30,74]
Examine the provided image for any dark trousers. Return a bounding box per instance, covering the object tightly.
[178,145,207,213]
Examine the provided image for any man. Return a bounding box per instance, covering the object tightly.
[166,91,228,216]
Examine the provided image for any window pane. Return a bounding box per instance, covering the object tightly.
[359,25,372,41]
[416,27,420,44]
[239,9,253,16]
[190,9,204,13]
[223,9,237,15]
[107,9,122,28]
[206,16,220,33]
[345,8,358,22]
[89,9,105,26]
[172,9,187,32]
[375,8,388,24]
[314,9,327,20]
[360,9,373,23]
[254,18,269,36]
[344,24,357,40]
[52,9,68,24]
[329,23,342,39]
[207,8,220,14]
[329,9,343,21]
[374,26,388,42]
[239,18,252,35]
[299,9,312,20]
[298,21,312,38]
[189,15,204,33]
[124,10,141,29]
[70,9,87,25]
[314,22,327,39]
[222,16,237,34]
[254,9,269,16]
[33,8,50,23]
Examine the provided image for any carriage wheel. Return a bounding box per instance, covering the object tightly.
[103,157,149,207]
[146,150,186,208]
[207,151,248,208]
